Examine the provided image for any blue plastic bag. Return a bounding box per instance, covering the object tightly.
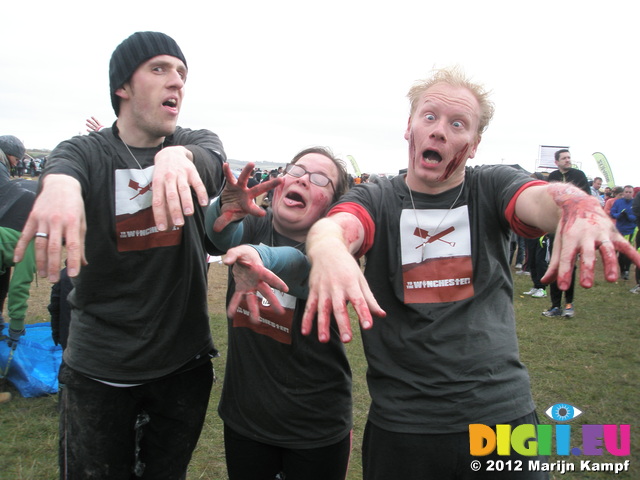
[0,322,62,397]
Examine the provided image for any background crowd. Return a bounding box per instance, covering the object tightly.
[515,162,640,314]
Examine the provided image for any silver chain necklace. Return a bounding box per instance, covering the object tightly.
[122,141,146,171]
[121,140,164,185]
[406,177,465,261]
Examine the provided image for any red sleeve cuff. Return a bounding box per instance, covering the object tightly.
[505,180,548,238]
[327,202,375,258]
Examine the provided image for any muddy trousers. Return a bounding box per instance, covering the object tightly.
[58,361,214,480]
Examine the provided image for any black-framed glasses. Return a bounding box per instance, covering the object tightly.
[284,163,335,192]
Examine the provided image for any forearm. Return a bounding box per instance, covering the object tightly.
[301,212,383,342]
[516,183,599,233]
[250,245,310,298]
[306,213,364,264]
[205,197,245,252]
[41,172,83,196]
[179,128,227,164]
[181,129,226,188]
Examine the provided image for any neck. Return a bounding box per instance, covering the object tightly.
[115,118,165,148]
[405,171,465,195]
[273,224,307,244]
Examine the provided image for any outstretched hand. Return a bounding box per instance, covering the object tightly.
[223,245,288,322]
[213,163,282,232]
[151,146,210,232]
[13,174,87,282]
[540,184,640,289]
[300,217,386,343]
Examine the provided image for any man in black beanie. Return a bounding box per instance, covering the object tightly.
[14,31,226,479]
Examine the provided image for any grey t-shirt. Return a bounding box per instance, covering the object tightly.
[335,165,538,434]
[45,126,225,382]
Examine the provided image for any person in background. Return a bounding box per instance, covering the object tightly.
[0,135,37,352]
[604,186,623,216]
[522,235,550,299]
[13,31,226,479]
[590,176,604,207]
[547,149,590,193]
[296,66,639,480]
[86,116,105,133]
[542,149,591,318]
[631,189,640,294]
[610,185,637,281]
[509,231,526,271]
[253,167,263,184]
[0,135,25,179]
[206,148,352,480]
[265,168,280,205]
[48,265,73,350]
[519,172,547,281]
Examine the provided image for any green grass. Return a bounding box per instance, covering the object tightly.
[1,262,638,479]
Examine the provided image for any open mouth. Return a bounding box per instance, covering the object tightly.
[163,98,178,108]
[283,191,306,208]
[422,150,442,164]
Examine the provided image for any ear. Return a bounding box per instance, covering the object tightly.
[115,85,130,102]
[403,115,412,141]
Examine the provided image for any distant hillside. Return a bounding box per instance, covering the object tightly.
[25,149,283,173]
[227,158,285,172]
[26,149,51,159]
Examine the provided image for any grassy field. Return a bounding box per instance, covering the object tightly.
[0,259,638,479]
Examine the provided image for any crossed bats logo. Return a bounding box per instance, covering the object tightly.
[128,179,152,200]
[413,226,456,249]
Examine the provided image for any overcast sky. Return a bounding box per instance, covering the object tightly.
[2,1,638,185]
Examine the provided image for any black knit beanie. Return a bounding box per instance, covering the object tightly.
[109,31,188,115]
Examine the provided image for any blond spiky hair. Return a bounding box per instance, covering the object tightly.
[406,65,495,135]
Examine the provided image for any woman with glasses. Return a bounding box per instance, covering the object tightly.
[205,147,351,480]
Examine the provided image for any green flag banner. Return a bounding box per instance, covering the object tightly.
[592,152,615,188]
[347,155,361,177]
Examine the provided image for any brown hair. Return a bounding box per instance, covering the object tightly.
[291,146,349,202]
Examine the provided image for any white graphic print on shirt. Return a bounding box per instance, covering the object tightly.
[115,167,182,252]
[232,288,297,345]
[400,205,474,303]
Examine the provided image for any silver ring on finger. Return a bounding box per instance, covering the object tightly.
[35,232,49,239]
